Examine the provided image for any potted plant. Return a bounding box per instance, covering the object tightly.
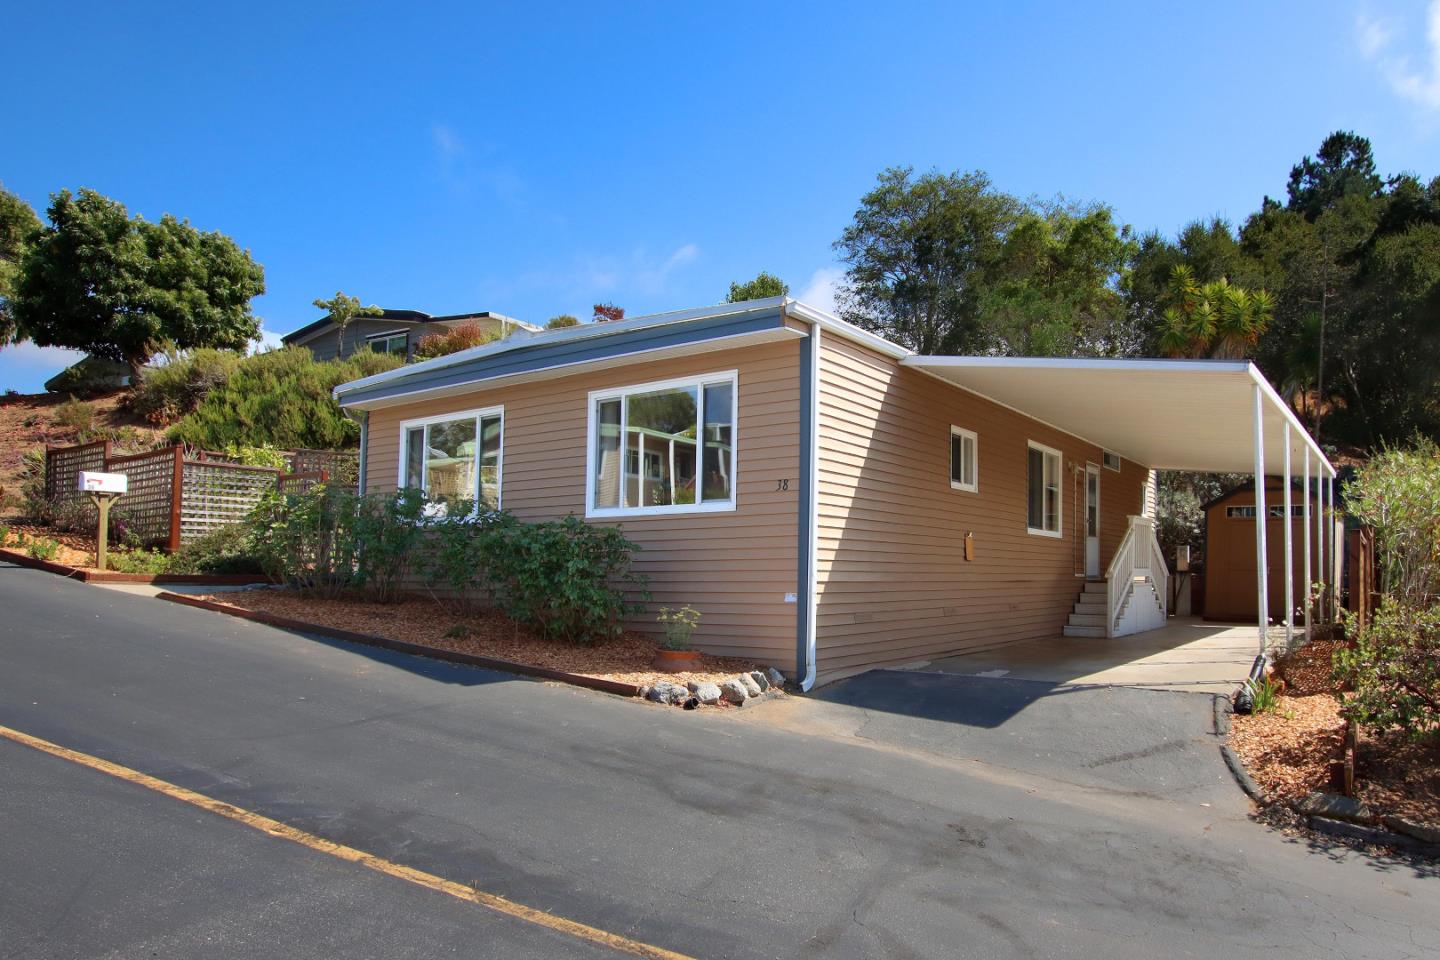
[653,605,702,672]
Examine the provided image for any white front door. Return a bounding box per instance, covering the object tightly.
[1085,464,1101,578]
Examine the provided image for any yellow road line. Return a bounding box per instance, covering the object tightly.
[0,724,694,960]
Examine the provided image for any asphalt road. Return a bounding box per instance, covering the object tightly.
[0,562,1435,959]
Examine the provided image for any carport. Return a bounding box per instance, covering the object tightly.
[901,356,1340,674]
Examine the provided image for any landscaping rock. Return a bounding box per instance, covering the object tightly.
[719,679,749,704]
[738,673,762,697]
[1296,791,1374,824]
[765,667,786,689]
[685,680,701,693]
[749,670,769,692]
[692,682,722,705]
[646,681,688,705]
[1384,815,1440,845]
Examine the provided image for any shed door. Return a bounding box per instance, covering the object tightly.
[1085,464,1101,578]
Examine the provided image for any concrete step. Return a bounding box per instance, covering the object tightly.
[1082,580,1107,595]
[1073,598,1106,614]
[1063,624,1105,638]
[1066,613,1105,627]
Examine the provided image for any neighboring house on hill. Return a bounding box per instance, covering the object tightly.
[283,309,538,362]
[332,296,1339,689]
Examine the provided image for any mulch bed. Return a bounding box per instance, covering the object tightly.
[0,521,100,568]
[193,588,773,693]
[1230,634,1440,830]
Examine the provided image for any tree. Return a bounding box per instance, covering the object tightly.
[1286,131,1384,222]
[834,167,1020,354]
[726,271,788,302]
[1155,266,1274,359]
[546,314,580,329]
[312,291,381,359]
[0,185,41,342]
[9,189,265,377]
[593,302,625,323]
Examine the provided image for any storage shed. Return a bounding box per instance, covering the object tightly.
[1203,478,1338,623]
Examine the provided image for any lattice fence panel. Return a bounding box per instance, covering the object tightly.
[107,447,180,548]
[181,461,279,542]
[278,470,329,496]
[289,449,359,488]
[45,441,109,505]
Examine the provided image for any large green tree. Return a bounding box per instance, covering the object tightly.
[0,186,42,342]
[834,167,1020,354]
[726,271,788,302]
[9,189,265,377]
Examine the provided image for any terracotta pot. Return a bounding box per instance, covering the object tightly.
[652,648,701,673]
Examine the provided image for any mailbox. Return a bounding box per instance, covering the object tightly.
[78,471,128,494]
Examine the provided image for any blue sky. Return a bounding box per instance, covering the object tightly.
[3,1,1438,392]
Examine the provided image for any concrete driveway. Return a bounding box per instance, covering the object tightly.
[914,616,1263,695]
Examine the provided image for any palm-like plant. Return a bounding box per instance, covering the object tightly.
[1156,265,1273,358]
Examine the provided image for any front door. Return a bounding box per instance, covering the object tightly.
[1085,464,1101,578]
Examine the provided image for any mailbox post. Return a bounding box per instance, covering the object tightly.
[78,471,127,571]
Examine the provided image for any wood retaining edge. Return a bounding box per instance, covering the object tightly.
[153,592,643,699]
[0,547,271,585]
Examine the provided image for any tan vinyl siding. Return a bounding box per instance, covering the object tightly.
[814,336,1150,681]
[365,341,801,665]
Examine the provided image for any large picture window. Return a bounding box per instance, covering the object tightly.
[1027,441,1062,537]
[399,407,503,513]
[588,372,737,517]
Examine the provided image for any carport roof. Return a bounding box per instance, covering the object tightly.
[901,356,1334,477]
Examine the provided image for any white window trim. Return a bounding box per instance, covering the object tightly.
[949,425,978,493]
[366,329,410,353]
[585,369,739,519]
[1026,440,1063,539]
[396,404,505,513]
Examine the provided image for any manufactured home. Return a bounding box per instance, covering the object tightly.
[333,297,1339,688]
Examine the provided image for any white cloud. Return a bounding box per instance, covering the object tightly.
[1357,2,1440,111]
[430,123,525,204]
[797,266,845,315]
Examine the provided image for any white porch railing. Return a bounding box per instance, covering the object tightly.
[1105,515,1169,637]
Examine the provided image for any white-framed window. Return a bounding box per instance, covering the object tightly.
[1102,450,1122,472]
[1026,441,1062,537]
[587,370,737,518]
[949,426,978,492]
[1226,504,1304,519]
[368,331,409,355]
[398,406,503,514]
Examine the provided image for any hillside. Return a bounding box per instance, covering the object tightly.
[0,390,166,517]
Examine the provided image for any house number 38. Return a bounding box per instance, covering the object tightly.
[776,479,790,491]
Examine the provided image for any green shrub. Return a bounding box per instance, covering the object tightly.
[545,314,580,329]
[25,537,59,561]
[657,605,700,651]
[1344,440,1440,605]
[0,524,10,546]
[129,349,243,425]
[169,524,265,574]
[217,442,289,470]
[1334,598,1440,738]
[423,506,500,611]
[350,488,428,603]
[107,548,173,575]
[50,496,99,534]
[54,396,96,432]
[168,347,403,450]
[484,514,647,645]
[413,321,500,361]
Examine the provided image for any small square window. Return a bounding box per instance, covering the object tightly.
[949,426,977,492]
[1102,450,1122,472]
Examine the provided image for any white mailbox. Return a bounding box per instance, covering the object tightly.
[78,471,128,494]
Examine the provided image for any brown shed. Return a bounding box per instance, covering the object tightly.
[1203,478,1335,623]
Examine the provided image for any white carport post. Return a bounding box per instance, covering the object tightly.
[1283,425,1293,649]
[1303,447,1312,630]
[1327,472,1337,620]
[1253,384,1269,655]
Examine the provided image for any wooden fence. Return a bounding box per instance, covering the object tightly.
[44,442,353,551]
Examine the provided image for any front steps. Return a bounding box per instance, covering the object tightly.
[1063,579,1107,638]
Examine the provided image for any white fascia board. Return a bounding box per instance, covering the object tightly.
[784,300,913,360]
[901,355,1253,375]
[333,297,792,400]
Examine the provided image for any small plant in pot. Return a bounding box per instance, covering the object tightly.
[654,605,702,672]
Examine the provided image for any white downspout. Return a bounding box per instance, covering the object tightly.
[799,322,822,691]
[1253,384,1269,656]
